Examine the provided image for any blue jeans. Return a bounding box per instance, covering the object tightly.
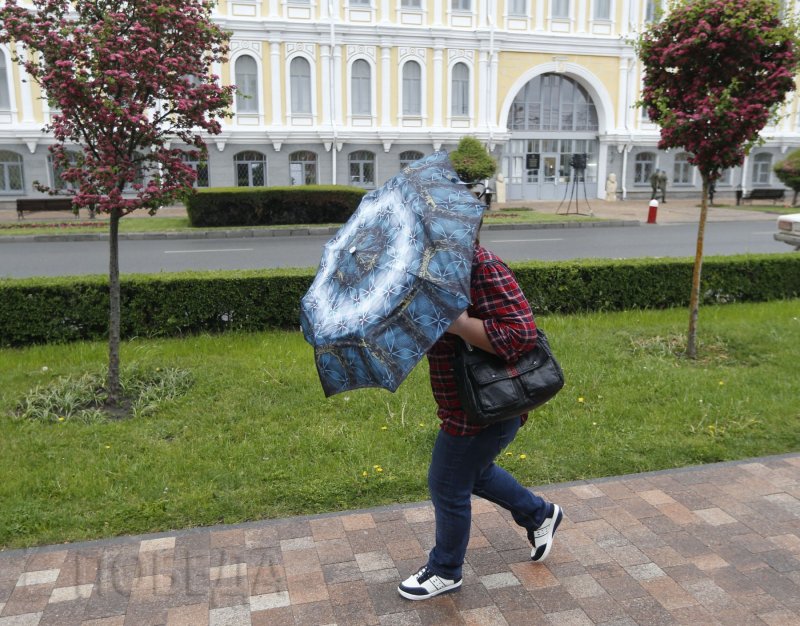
[427,417,549,580]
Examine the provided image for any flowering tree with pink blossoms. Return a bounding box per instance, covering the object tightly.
[638,0,800,358]
[0,0,234,406]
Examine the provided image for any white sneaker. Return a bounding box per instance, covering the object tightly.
[397,565,462,600]
[530,503,563,562]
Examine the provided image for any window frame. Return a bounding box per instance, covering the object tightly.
[634,152,656,185]
[289,150,318,186]
[234,150,267,187]
[289,56,313,115]
[450,61,471,118]
[234,54,260,115]
[350,58,373,117]
[401,60,422,117]
[348,150,376,188]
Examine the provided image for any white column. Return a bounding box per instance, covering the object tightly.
[269,0,279,18]
[577,0,587,32]
[617,57,629,132]
[270,41,282,126]
[489,48,499,130]
[478,49,489,128]
[534,0,545,30]
[333,44,343,126]
[16,42,34,123]
[433,43,444,127]
[433,0,442,26]
[381,42,392,127]
[321,44,332,126]
[596,142,608,199]
[381,0,390,22]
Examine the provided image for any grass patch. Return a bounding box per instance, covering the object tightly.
[0,207,601,237]
[15,364,193,424]
[710,202,788,214]
[1,299,798,549]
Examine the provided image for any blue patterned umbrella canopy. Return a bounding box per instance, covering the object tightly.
[300,151,485,397]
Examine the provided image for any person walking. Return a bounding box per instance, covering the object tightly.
[397,238,563,601]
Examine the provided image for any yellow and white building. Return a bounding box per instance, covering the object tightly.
[1,0,799,203]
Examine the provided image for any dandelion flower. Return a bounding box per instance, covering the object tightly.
[58,417,65,422]
[578,397,585,403]
[41,366,49,372]
[519,454,527,460]
[506,452,512,456]
[419,422,425,427]
[362,471,368,477]
[718,381,725,386]
[376,467,384,473]
[373,465,380,469]
[105,445,111,449]
[381,426,388,431]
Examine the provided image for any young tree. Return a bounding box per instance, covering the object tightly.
[0,0,234,408]
[450,136,497,184]
[638,0,800,358]
[773,149,800,206]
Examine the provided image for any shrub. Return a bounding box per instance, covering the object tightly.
[0,255,797,347]
[449,136,497,183]
[185,185,367,227]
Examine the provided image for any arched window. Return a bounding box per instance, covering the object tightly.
[289,151,317,185]
[234,151,266,187]
[0,150,23,192]
[290,57,312,115]
[634,152,655,184]
[182,152,209,188]
[752,153,773,185]
[673,152,692,185]
[351,59,371,116]
[402,61,421,116]
[451,62,470,117]
[399,150,424,169]
[0,52,10,110]
[235,55,259,114]
[508,74,598,132]
[349,150,375,187]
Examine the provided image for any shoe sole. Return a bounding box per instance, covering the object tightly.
[397,579,462,601]
[531,505,563,563]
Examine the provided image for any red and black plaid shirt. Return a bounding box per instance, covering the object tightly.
[427,245,538,436]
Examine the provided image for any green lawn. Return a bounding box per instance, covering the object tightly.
[1,299,798,549]
[0,207,599,237]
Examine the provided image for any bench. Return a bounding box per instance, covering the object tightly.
[739,188,786,205]
[16,197,76,220]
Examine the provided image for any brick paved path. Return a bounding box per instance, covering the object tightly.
[1,454,798,626]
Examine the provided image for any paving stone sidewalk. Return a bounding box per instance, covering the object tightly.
[1,454,799,626]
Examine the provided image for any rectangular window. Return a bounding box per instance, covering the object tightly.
[401,0,422,6]
[452,0,471,11]
[350,0,371,5]
[0,60,9,110]
[552,0,569,18]
[594,0,611,20]
[508,0,526,14]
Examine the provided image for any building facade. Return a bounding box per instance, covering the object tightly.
[1,0,799,205]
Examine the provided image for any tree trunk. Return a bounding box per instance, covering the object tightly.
[686,176,709,359]
[107,207,122,404]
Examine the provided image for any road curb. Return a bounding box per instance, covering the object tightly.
[0,219,640,243]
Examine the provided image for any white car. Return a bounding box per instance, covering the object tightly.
[775,213,800,250]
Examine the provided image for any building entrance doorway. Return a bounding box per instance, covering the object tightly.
[503,73,600,201]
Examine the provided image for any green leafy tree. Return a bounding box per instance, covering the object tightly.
[637,0,800,358]
[0,0,235,408]
[773,149,800,206]
[450,136,497,183]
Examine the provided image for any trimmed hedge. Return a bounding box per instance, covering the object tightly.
[0,254,798,347]
[185,185,367,227]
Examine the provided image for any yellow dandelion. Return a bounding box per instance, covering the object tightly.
[381,426,388,431]
[362,471,368,477]
[376,467,384,473]
[718,381,725,386]
[506,452,513,456]
[519,454,527,460]
[419,422,425,427]
[578,397,585,403]
[373,465,380,469]
[58,417,65,422]
[105,445,111,449]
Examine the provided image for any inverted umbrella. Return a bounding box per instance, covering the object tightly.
[300,150,485,396]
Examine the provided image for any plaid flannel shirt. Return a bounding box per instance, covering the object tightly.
[427,245,538,436]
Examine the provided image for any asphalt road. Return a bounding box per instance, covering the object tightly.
[0,220,791,278]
